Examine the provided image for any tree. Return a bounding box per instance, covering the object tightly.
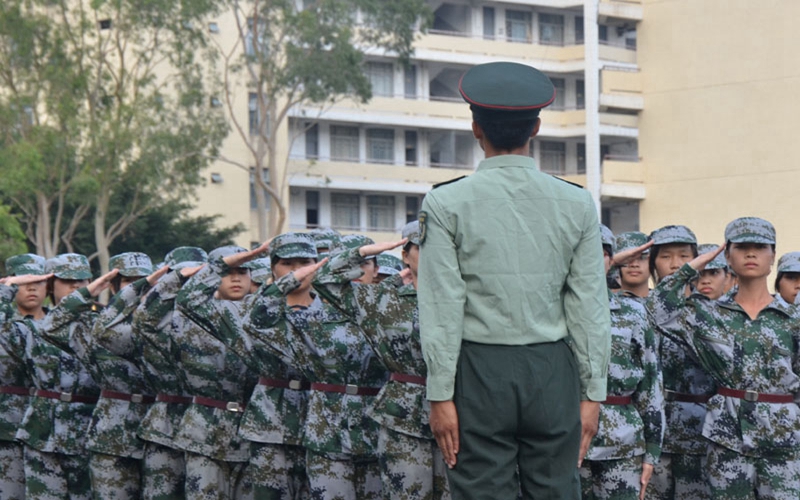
[216,0,431,241]
[0,204,28,272]
[0,0,229,271]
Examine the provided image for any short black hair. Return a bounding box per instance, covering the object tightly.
[473,114,539,151]
[775,271,800,293]
[649,243,698,283]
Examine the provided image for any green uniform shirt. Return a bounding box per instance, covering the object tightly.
[418,154,611,401]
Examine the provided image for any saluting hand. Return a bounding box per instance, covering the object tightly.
[611,240,654,267]
[358,239,408,258]
[87,269,120,297]
[640,463,654,500]
[179,265,206,279]
[146,266,170,286]
[224,238,273,268]
[688,244,725,271]
[430,400,460,469]
[291,258,329,284]
[2,273,53,286]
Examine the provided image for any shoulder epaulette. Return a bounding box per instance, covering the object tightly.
[432,176,466,190]
[551,175,584,189]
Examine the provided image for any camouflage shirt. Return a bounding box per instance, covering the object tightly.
[173,264,257,462]
[314,248,432,440]
[587,292,664,465]
[0,285,33,442]
[650,263,800,458]
[245,274,388,458]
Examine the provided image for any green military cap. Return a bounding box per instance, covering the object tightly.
[269,232,318,260]
[697,244,727,270]
[777,252,800,273]
[5,254,46,276]
[459,62,556,122]
[377,254,403,276]
[724,217,776,245]
[209,245,251,268]
[309,227,341,248]
[164,246,208,271]
[109,252,153,277]
[402,221,420,246]
[248,257,272,284]
[46,253,92,280]
[615,231,650,255]
[600,224,615,254]
[649,225,697,246]
[339,234,377,259]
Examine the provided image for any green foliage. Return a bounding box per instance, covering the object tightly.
[0,205,28,273]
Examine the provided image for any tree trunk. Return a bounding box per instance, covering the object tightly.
[93,191,111,302]
[36,193,54,257]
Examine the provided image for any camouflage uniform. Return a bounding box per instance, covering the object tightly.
[646,226,713,500]
[245,233,387,500]
[649,218,800,499]
[192,256,310,500]
[133,246,206,500]
[375,254,402,279]
[248,258,272,286]
[308,227,341,258]
[613,232,651,303]
[314,223,450,500]
[173,246,258,500]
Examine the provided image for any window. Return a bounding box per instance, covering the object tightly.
[367,196,395,231]
[539,141,566,174]
[248,93,260,135]
[405,196,420,223]
[625,33,637,50]
[208,22,220,33]
[576,80,585,109]
[599,24,608,42]
[305,123,319,159]
[209,96,222,107]
[483,7,495,39]
[404,66,417,98]
[430,131,473,168]
[505,10,531,43]
[245,17,267,56]
[575,16,584,44]
[99,19,112,30]
[367,129,394,163]
[405,131,418,166]
[306,191,319,228]
[538,13,564,45]
[249,167,270,210]
[330,126,359,162]
[365,62,394,97]
[577,143,586,174]
[550,78,565,110]
[331,193,360,229]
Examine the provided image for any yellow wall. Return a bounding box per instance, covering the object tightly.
[638,0,800,262]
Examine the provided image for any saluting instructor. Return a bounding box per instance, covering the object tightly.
[418,61,611,500]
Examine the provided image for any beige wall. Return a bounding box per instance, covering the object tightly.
[638,0,800,264]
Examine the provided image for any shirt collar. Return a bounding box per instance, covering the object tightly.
[717,291,795,318]
[475,154,537,172]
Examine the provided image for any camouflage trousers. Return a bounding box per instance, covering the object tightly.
[23,446,91,500]
[240,442,308,500]
[306,451,382,500]
[0,441,25,500]
[377,427,450,500]
[579,455,641,500]
[141,441,185,500]
[648,452,711,499]
[184,451,250,500]
[705,442,800,500]
[89,452,141,499]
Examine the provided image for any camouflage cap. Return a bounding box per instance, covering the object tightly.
[248,257,272,284]
[377,254,403,276]
[777,252,800,273]
[600,224,616,254]
[402,221,421,246]
[649,225,697,246]
[698,244,727,270]
[45,253,92,280]
[615,231,650,255]
[269,232,318,260]
[339,234,377,260]
[109,252,153,277]
[724,217,776,245]
[164,246,208,271]
[209,245,251,268]
[309,227,341,251]
[5,254,46,277]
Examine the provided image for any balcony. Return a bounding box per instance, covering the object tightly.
[599,0,643,22]
[550,156,644,200]
[600,68,643,110]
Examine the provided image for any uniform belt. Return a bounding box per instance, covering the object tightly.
[310,382,381,396]
[258,377,310,391]
[0,385,34,397]
[35,389,98,404]
[664,390,712,403]
[717,387,794,404]
[100,389,155,404]
[192,396,246,413]
[602,395,633,405]
[155,393,193,405]
[389,373,427,385]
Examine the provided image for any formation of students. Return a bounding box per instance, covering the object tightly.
[0,215,799,500]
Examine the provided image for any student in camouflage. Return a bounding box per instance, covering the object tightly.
[614,232,651,301]
[774,251,800,306]
[5,254,49,321]
[374,253,403,284]
[648,217,800,499]
[646,226,713,500]
[308,227,341,258]
[311,221,450,500]
[172,245,258,500]
[81,253,164,499]
[694,244,730,301]
[580,226,664,500]
[245,232,387,500]
[248,257,272,291]
[134,246,207,500]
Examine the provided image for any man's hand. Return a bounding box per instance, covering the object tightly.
[611,240,654,267]
[640,463,654,500]
[2,273,53,286]
[430,400,459,469]
[179,265,205,279]
[291,258,329,284]
[688,244,724,271]
[87,269,120,297]
[146,266,170,286]
[358,239,407,258]
[578,400,600,467]
[224,239,273,268]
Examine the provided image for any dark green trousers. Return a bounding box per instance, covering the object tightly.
[449,340,582,500]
